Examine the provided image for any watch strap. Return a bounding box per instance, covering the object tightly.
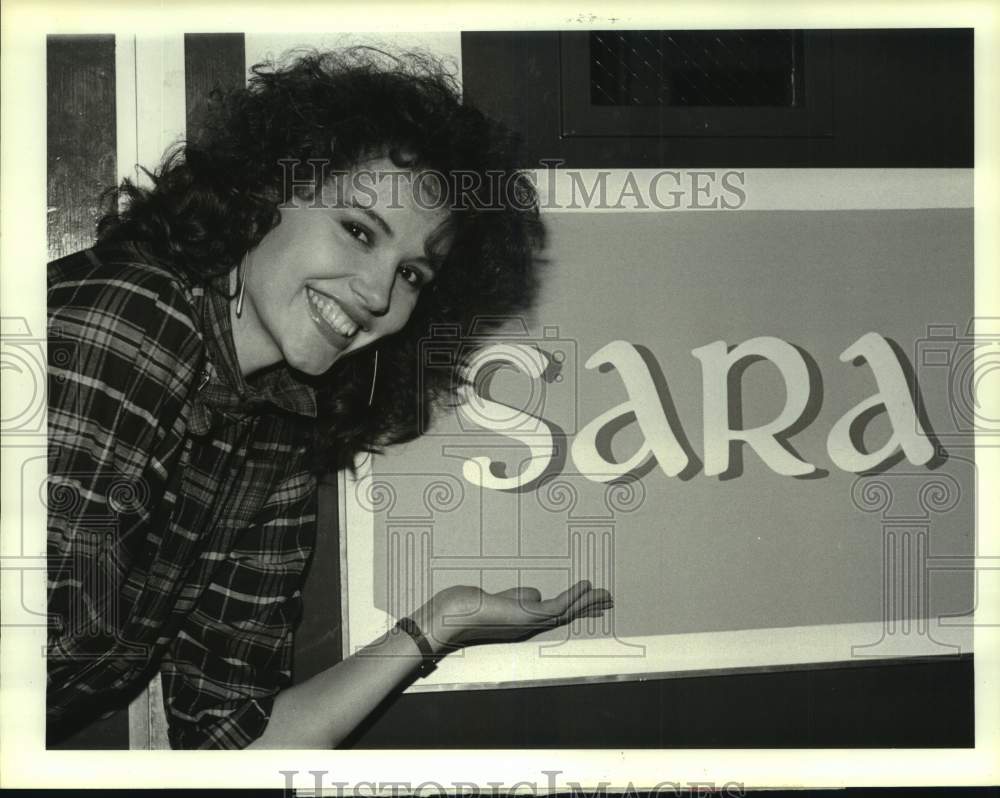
[395,616,438,677]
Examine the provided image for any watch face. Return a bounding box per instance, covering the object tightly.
[419,659,438,678]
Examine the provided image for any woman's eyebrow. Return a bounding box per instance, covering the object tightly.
[349,198,393,238]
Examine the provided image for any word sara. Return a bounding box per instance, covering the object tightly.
[457,333,933,490]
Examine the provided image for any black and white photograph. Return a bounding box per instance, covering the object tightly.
[1,0,998,794]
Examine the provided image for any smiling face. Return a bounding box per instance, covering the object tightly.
[231,158,450,377]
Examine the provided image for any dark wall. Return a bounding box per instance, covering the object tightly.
[461,29,973,168]
[47,35,117,260]
[346,656,974,748]
[183,33,245,132]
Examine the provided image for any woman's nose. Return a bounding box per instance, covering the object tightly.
[349,263,394,317]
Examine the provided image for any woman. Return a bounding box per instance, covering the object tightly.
[46,48,612,749]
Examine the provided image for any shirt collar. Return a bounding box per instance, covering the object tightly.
[192,275,318,420]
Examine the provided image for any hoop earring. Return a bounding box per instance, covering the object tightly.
[235,256,248,319]
[367,350,379,407]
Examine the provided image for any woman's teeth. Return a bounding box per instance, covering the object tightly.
[307,287,360,337]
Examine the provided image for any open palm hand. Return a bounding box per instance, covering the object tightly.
[414,580,613,655]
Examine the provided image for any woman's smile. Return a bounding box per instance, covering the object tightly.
[306,286,360,344]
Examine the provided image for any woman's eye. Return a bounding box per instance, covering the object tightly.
[399,266,425,289]
[344,221,373,246]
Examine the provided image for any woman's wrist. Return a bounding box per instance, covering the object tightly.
[410,601,460,659]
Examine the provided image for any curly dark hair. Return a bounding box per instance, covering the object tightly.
[97,47,546,473]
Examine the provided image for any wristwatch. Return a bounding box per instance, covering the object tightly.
[394,616,439,678]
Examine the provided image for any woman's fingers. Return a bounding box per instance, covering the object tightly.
[489,580,613,631]
[537,579,592,617]
[553,588,614,625]
[561,586,613,617]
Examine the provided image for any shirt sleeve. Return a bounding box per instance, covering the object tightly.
[46,253,204,727]
[159,467,317,750]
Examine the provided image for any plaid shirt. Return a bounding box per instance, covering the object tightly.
[47,241,319,749]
